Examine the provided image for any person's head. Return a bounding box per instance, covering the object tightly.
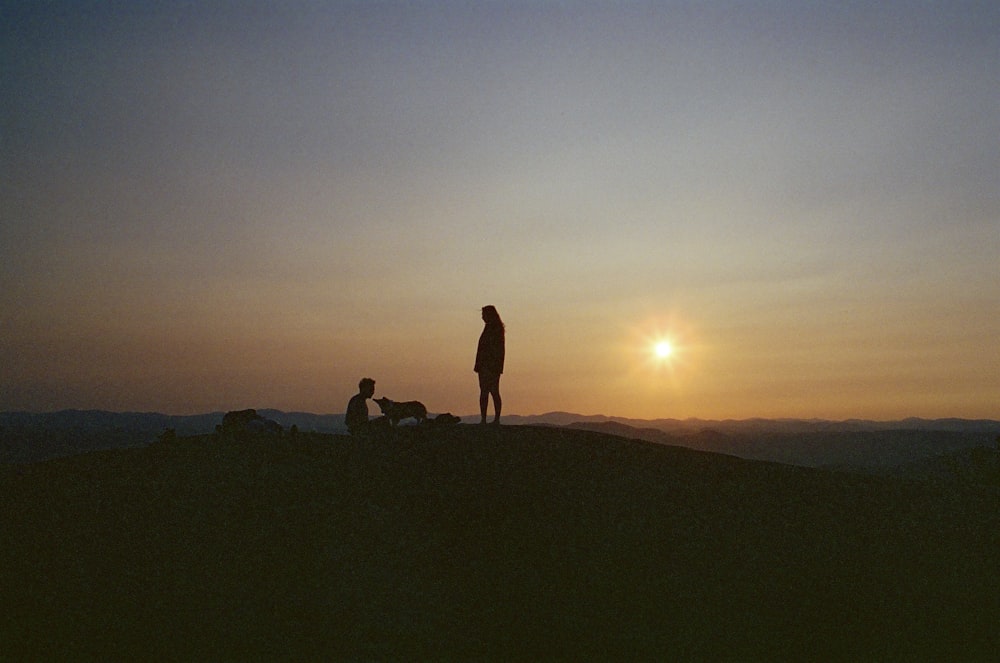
[358,377,375,397]
[481,305,503,328]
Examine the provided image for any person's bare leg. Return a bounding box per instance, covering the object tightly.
[480,389,489,424]
[491,386,501,424]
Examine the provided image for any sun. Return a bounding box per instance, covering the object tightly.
[653,340,673,359]
[626,314,696,381]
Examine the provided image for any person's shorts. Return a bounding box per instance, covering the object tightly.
[478,372,501,391]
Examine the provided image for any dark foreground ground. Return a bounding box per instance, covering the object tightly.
[2,425,998,661]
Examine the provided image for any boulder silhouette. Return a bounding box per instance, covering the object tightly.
[220,409,282,436]
[430,412,461,425]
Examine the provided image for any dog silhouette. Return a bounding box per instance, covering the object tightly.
[374,397,428,426]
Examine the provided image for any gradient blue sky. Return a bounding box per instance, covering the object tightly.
[3,1,998,419]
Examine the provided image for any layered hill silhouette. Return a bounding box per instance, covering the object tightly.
[3,409,998,470]
[563,419,1000,473]
[2,424,998,660]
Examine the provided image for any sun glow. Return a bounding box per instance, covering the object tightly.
[624,312,700,383]
[612,310,708,416]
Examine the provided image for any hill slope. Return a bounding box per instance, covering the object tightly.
[2,425,998,660]
[565,419,1000,471]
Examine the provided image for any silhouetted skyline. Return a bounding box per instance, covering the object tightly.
[2,2,998,419]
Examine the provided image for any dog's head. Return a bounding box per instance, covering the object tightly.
[374,397,393,413]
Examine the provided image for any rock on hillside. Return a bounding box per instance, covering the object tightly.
[2,425,998,660]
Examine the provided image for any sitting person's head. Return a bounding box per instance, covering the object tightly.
[358,377,375,398]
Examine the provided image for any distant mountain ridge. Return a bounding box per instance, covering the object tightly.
[562,419,1000,472]
[499,411,1000,434]
[0,409,346,463]
[2,409,997,466]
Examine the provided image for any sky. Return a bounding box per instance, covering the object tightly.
[2,1,998,420]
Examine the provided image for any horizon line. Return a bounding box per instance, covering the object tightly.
[2,408,998,424]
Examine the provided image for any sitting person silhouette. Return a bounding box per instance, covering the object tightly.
[345,377,377,435]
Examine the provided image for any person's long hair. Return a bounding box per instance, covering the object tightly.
[482,305,504,333]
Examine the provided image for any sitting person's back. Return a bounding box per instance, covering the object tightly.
[346,377,376,434]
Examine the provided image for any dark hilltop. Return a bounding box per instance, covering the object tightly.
[2,424,998,660]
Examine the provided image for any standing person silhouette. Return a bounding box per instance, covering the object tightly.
[475,305,505,425]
